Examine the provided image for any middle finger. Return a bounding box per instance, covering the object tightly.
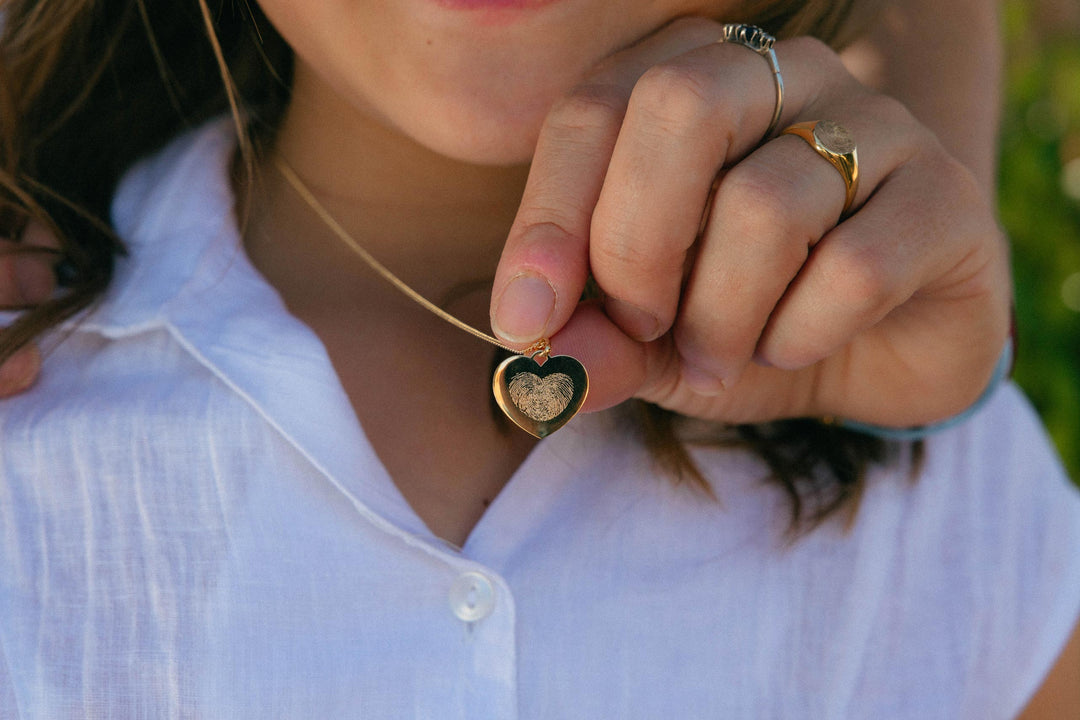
[588,34,838,341]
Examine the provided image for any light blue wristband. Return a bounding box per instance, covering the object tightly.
[836,338,1014,441]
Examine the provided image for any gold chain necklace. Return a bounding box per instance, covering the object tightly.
[273,156,589,438]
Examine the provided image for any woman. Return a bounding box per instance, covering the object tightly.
[0,0,1075,717]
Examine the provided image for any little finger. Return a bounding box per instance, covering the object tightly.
[671,105,920,390]
[756,153,1007,372]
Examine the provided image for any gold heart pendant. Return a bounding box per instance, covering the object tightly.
[493,353,589,438]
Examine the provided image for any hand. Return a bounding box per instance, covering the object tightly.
[489,17,1011,428]
[0,220,59,397]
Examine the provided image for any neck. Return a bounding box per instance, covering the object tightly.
[260,61,530,285]
[237,61,545,547]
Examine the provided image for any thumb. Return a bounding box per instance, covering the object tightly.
[547,302,651,413]
[550,301,820,424]
[554,300,817,423]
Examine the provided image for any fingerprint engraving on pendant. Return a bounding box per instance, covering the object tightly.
[507,372,574,422]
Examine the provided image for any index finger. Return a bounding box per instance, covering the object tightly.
[489,18,726,347]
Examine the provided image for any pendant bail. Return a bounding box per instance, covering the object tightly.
[524,338,552,362]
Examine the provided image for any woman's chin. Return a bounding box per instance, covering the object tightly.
[381,92,554,166]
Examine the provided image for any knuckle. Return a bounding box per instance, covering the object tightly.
[784,35,842,74]
[589,229,685,301]
[513,199,589,237]
[820,240,898,313]
[784,34,833,60]
[590,227,664,276]
[546,83,628,135]
[630,62,723,135]
[931,152,985,207]
[864,92,915,127]
[783,36,857,104]
[503,219,589,278]
[861,93,925,147]
[510,218,579,250]
[715,165,805,243]
[905,148,993,233]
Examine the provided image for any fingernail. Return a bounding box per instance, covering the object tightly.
[681,363,726,396]
[492,273,557,343]
[0,346,41,396]
[605,298,660,341]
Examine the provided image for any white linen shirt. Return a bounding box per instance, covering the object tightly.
[1,121,1078,719]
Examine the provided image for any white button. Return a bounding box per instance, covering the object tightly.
[448,571,496,623]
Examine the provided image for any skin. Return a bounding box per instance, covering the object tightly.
[0,1,1009,531]
[0,4,1015,517]
[238,0,1010,539]
[0,222,54,395]
[855,7,1080,710]
[0,0,1074,712]
[248,3,1074,712]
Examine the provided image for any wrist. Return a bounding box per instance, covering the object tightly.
[832,337,1014,441]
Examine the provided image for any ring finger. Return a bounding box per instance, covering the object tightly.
[673,92,925,390]
[586,33,845,344]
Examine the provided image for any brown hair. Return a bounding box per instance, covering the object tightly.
[0,0,896,532]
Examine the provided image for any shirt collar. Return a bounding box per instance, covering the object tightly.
[91,119,238,332]
[94,119,616,557]
[91,120,441,539]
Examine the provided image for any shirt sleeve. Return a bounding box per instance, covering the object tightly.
[0,631,20,718]
[933,383,1080,717]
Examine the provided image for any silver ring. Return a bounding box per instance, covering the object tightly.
[720,24,785,143]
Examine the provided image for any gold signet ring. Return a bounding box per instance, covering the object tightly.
[781,120,859,217]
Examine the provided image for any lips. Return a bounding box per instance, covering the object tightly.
[429,0,562,11]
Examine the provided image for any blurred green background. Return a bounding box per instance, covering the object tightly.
[1001,0,1080,482]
